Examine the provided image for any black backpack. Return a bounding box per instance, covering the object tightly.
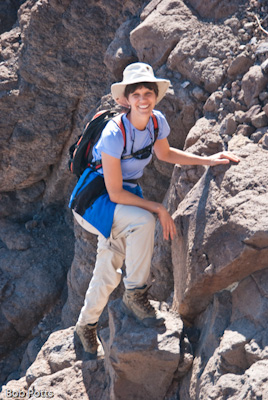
[68,109,159,179]
[68,109,126,178]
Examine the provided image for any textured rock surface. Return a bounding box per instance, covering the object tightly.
[172,140,268,322]
[0,207,73,361]
[180,270,268,400]
[102,299,183,400]
[1,327,109,400]
[1,0,268,398]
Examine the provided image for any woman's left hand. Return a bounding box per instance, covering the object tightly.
[207,151,240,166]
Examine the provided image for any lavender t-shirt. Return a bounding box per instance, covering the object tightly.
[93,110,170,181]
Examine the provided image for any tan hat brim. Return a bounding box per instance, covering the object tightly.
[111,78,170,107]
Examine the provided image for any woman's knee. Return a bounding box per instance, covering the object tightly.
[141,209,155,230]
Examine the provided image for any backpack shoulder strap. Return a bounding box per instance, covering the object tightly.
[151,111,159,143]
[112,113,127,151]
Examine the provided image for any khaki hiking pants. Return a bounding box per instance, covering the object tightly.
[73,204,155,325]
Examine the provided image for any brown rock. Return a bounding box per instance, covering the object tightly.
[172,143,268,322]
[243,104,262,123]
[22,327,108,399]
[104,19,139,80]
[130,0,196,68]
[203,91,223,113]
[102,299,183,400]
[220,114,237,136]
[241,66,268,107]
[250,127,268,143]
[236,124,255,137]
[168,25,238,92]
[227,53,254,77]
[186,0,241,20]
[251,111,268,128]
[263,103,268,117]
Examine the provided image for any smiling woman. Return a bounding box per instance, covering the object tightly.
[70,62,240,357]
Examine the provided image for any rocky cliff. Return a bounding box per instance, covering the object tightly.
[1,0,268,399]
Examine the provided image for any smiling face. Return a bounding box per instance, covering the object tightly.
[125,84,158,123]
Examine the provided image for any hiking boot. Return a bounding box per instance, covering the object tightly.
[122,285,164,327]
[75,322,104,357]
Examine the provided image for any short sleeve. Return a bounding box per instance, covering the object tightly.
[153,110,170,140]
[94,120,125,159]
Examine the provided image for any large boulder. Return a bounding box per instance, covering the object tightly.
[0,326,109,400]
[102,299,184,400]
[130,0,196,69]
[180,269,268,399]
[168,24,239,93]
[0,208,74,358]
[187,0,241,20]
[171,139,268,322]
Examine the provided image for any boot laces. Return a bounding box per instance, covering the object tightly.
[83,326,98,346]
[134,286,154,312]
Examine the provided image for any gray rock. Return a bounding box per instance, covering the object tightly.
[168,25,238,92]
[187,0,241,20]
[227,52,254,77]
[236,124,255,137]
[261,58,268,74]
[250,127,268,143]
[241,66,268,107]
[220,114,237,136]
[172,142,268,322]
[102,298,183,400]
[130,0,196,69]
[251,111,268,128]
[256,42,268,55]
[104,18,139,80]
[203,91,223,113]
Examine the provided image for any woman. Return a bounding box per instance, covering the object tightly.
[71,62,239,356]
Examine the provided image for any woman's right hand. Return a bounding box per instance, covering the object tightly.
[156,205,177,241]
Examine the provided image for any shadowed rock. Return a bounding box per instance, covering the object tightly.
[102,298,183,400]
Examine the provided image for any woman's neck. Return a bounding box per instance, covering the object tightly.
[127,111,150,131]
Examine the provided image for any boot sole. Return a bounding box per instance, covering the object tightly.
[121,301,165,328]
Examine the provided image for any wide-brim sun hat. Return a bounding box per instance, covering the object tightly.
[111,62,170,107]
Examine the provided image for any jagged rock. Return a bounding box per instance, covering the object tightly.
[203,91,223,113]
[186,0,240,20]
[0,0,25,35]
[251,111,268,128]
[0,0,144,205]
[250,126,268,143]
[243,104,262,123]
[180,270,268,399]
[262,132,268,148]
[1,327,108,400]
[102,298,183,400]
[168,24,238,92]
[227,52,254,77]
[104,18,139,80]
[150,118,223,302]
[61,221,98,327]
[263,103,268,117]
[0,208,73,359]
[241,65,268,108]
[172,140,268,322]
[130,0,196,69]
[236,123,255,137]
[261,58,268,74]
[220,114,237,136]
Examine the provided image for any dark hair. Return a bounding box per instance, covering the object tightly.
[124,81,159,99]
